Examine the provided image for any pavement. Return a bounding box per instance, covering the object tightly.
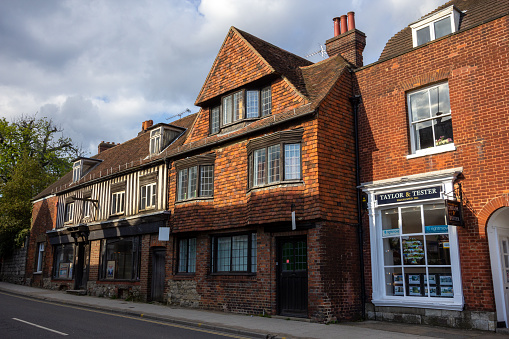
[0,281,508,339]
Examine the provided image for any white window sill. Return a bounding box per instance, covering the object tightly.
[407,143,456,159]
[372,297,463,311]
[34,271,42,275]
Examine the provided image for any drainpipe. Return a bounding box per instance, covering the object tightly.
[350,94,365,319]
[164,158,171,212]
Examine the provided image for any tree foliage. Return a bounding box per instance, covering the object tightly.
[0,115,82,256]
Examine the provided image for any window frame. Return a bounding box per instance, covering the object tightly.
[211,232,257,274]
[35,242,45,273]
[64,202,74,224]
[72,160,82,182]
[53,243,74,280]
[110,191,125,216]
[175,154,215,202]
[410,5,461,47]
[150,127,162,155]
[177,238,197,274]
[211,86,272,134]
[140,182,157,210]
[100,236,141,281]
[407,82,454,157]
[247,129,303,189]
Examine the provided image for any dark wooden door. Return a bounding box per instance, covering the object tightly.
[277,237,308,317]
[151,248,166,302]
[75,243,90,290]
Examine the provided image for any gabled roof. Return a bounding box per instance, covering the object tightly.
[379,0,509,62]
[33,113,198,201]
[195,27,312,106]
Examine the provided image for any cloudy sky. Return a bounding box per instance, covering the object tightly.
[0,0,444,155]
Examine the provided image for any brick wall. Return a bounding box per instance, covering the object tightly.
[25,196,58,286]
[355,16,509,314]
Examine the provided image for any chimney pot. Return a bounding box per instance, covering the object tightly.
[340,15,348,34]
[333,17,341,37]
[347,11,355,31]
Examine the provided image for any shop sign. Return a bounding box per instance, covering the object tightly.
[382,229,400,237]
[425,225,449,234]
[376,186,441,205]
[445,200,463,227]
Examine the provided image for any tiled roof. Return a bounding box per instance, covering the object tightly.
[301,54,350,105]
[379,0,509,61]
[33,113,198,201]
[235,28,313,97]
[195,27,312,106]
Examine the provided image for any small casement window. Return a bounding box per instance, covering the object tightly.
[83,199,91,218]
[111,191,125,215]
[410,6,460,47]
[210,106,220,134]
[72,161,82,182]
[211,86,272,134]
[175,154,215,202]
[64,202,74,223]
[178,238,197,273]
[150,128,162,155]
[177,165,214,201]
[140,182,156,210]
[248,129,303,188]
[408,83,453,154]
[53,243,74,279]
[100,236,141,280]
[35,243,45,273]
[211,233,257,273]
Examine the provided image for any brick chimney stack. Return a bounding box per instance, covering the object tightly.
[325,11,366,67]
[98,141,117,154]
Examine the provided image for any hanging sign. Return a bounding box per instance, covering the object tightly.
[445,200,463,227]
[376,186,441,205]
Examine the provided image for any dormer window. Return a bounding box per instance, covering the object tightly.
[72,160,82,182]
[210,85,272,134]
[410,6,461,47]
[150,128,162,155]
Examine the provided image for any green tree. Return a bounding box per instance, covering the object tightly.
[0,154,55,256]
[0,115,80,184]
[0,115,82,256]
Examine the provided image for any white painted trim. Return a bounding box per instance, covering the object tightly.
[406,143,456,159]
[32,194,56,205]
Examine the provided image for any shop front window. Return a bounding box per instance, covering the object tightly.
[101,236,141,280]
[53,244,74,279]
[382,203,454,299]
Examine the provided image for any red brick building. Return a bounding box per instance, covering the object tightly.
[356,0,509,330]
[23,0,509,330]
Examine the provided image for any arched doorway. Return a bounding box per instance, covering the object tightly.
[487,207,509,328]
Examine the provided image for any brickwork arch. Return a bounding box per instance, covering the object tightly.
[478,194,509,230]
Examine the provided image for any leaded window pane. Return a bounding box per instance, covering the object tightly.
[284,143,301,180]
[268,144,280,183]
[232,235,248,271]
[217,237,231,272]
[261,87,272,116]
[178,169,188,200]
[211,106,220,134]
[223,95,232,125]
[188,238,196,273]
[188,166,198,199]
[246,90,259,118]
[233,92,243,121]
[253,149,266,186]
[200,165,214,197]
[178,239,188,273]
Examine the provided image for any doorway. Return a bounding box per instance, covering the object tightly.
[151,247,166,302]
[277,237,308,317]
[487,207,509,328]
[74,242,90,290]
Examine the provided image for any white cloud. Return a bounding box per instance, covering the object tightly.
[0,0,448,155]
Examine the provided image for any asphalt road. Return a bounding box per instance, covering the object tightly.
[0,292,255,339]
